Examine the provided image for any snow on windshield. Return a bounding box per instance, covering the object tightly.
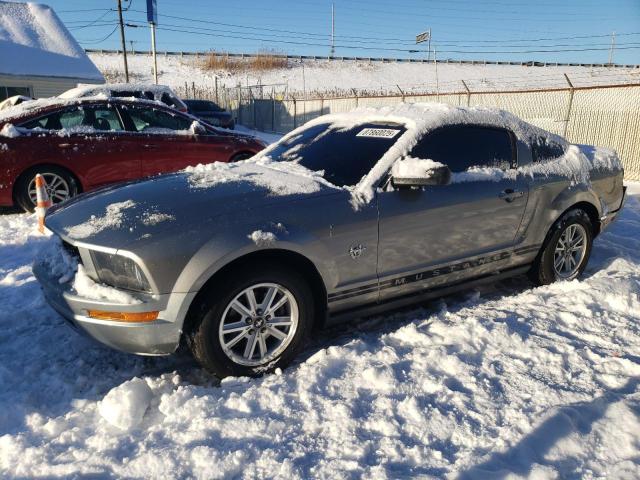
[186,157,338,196]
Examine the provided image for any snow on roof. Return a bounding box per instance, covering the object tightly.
[258,102,567,205]
[0,1,104,81]
[59,83,178,99]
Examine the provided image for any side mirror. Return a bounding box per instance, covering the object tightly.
[391,157,451,188]
[190,121,207,135]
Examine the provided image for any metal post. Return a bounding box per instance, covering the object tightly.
[331,3,335,57]
[608,31,616,66]
[434,47,439,100]
[427,28,431,62]
[396,84,405,102]
[237,84,242,125]
[461,79,471,106]
[215,77,219,103]
[116,0,129,82]
[150,22,158,84]
[292,97,297,129]
[271,87,275,132]
[563,73,575,138]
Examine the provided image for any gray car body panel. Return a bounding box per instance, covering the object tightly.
[35,109,626,356]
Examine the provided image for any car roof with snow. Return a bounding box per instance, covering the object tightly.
[257,102,568,204]
[0,95,173,125]
[59,83,180,99]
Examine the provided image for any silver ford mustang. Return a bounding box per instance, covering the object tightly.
[34,104,626,377]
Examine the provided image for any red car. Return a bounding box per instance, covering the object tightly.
[0,98,266,211]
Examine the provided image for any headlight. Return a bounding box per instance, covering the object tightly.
[90,251,152,293]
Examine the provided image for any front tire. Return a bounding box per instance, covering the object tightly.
[187,264,314,378]
[529,209,593,285]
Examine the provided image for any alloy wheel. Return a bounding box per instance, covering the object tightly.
[553,223,587,279]
[27,173,71,205]
[218,282,299,366]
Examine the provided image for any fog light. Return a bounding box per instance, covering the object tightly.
[87,310,159,322]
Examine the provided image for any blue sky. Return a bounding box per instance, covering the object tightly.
[47,0,640,64]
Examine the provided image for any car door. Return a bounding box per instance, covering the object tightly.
[17,104,141,190]
[376,124,529,302]
[117,103,209,176]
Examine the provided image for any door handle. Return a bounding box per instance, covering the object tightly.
[499,189,525,202]
[143,144,158,149]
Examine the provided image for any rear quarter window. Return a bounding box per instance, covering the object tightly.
[531,136,565,162]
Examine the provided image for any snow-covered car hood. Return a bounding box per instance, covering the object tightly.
[44,161,339,249]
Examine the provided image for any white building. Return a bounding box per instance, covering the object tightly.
[0,1,104,100]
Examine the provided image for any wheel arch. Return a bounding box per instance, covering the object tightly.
[180,248,328,340]
[556,201,601,237]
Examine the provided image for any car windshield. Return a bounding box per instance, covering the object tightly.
[267,122,406,187]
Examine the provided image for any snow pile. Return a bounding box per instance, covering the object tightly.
[35,235,77,284]
[248,230,277,246]
[65,200,137,239]
[0,187,639,477]
[98,378,154,430]
[390,156,445,179]
[0,123,20,138]
[0,3,103,80]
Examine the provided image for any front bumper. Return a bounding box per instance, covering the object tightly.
[33,262,188,355]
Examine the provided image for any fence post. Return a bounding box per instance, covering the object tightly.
[292,96,297,129]
[272,87,276,132]
[215,77,219,104]
[237,84,242,125]
[396,84,405,102]
[563,73,575,138]
[461,80,471,107]
[352,88,358,107]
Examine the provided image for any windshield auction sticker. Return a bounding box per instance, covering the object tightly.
[356,128,401,139]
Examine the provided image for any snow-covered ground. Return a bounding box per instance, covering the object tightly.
[89,52,640,97]
[1,184,639,478]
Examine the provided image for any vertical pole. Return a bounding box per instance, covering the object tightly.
[117,0,129,82]
[427,28,431,62]
[563,73,574,138]
[434,47,439,100]
[608,31,616,66]
[237,84,242,125]
[215,77,219,103]
[461,79,471,107]
[331,3,335,57]
[293,96,297,129]
[150,22,158,84]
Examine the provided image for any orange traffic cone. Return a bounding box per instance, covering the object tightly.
[35,174,52,234]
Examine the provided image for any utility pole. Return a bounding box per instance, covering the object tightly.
[150,22,158,84]
[117,0,129,82]
[608,31,616,66]
[427,28,431,62]
[330,3,335,57]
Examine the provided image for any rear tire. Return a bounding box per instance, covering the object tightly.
[230,152,254,162]
[15,166,78,212]
[528,209,593,285]
[187,263,314,378]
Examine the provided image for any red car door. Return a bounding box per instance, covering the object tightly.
[17,104,142,190]
[116,104,233,177]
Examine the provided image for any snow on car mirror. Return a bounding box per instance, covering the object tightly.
[189,121,207,135]
[391,156,451,188]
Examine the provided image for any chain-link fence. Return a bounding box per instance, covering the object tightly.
[176,81,640,181]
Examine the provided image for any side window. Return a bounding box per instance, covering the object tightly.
[531,136,565,162]
[121,106,192,133]
[409,125,515,172]
[19,106,124,131]
[91,107,125,131]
